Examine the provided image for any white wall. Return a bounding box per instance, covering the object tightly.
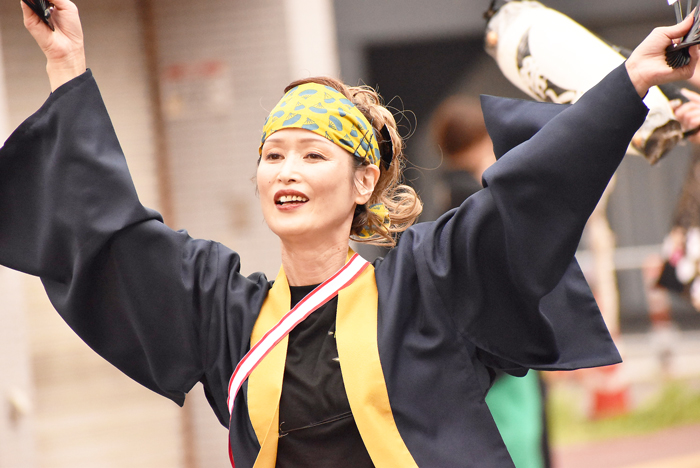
[283,0,339,79]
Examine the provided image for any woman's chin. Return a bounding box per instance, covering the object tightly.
[269,223,313,242]
[272,223,349,248]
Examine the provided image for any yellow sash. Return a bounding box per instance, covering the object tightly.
[247,266,289,466]
[247,254,418,467]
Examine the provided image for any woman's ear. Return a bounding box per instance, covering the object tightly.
[354,164,381,205]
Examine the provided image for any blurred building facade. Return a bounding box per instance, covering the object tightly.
[0,0,693,466]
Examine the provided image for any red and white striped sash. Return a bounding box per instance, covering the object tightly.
[226,253,369,417]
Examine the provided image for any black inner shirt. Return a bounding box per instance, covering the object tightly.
[275,284,374,468]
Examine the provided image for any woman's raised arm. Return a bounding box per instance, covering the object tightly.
[21,0,86,91]
[396,19,700,372]
[0,2,267,419]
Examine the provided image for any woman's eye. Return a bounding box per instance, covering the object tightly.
[264,152,282,161]
[306,152,326,160]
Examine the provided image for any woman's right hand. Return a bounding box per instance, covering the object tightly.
[22,0,86,92]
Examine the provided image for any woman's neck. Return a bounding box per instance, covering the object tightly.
[280,239,350,286]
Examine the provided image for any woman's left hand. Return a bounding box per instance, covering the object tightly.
[626,15,700,98]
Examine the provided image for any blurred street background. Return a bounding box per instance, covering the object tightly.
[2,0,700,467]
[551,331,700,467]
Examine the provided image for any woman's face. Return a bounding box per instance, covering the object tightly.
[257,128,375,243]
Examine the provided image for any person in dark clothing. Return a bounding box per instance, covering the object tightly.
[431,95,496,204]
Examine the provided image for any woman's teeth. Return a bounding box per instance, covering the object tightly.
[277,195,308,204]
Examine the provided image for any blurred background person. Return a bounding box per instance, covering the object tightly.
[430,95,495,206]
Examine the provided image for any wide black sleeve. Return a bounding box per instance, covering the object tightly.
[398,64,648,371]
[0,71,267,408]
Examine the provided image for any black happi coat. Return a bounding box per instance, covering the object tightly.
[0,64,647,467]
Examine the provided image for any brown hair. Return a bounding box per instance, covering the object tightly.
[431,96,488,158]
[283,77,423,247]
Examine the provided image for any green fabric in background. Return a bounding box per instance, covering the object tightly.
[486,371,545,468]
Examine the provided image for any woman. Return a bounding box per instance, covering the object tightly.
[3,1,698,467]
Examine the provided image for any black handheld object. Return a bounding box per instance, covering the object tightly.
[666,0,700,69]
[22,0,55,32]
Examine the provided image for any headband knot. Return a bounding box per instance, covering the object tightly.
[356,203,390,239]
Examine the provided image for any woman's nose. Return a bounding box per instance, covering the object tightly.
[278,155,300,183]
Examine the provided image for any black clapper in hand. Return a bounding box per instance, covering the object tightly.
[666,0,700,69]
[21,0,55,31]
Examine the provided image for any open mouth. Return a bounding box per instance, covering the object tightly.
[276,195,309,205]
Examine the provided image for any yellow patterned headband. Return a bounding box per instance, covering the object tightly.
[259,83,382,166]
